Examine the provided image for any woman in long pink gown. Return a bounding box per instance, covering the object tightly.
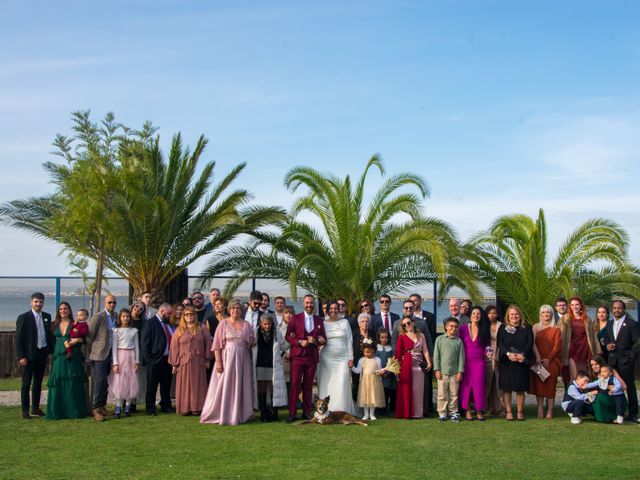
[200,300,255,426]
[459,306,489,420]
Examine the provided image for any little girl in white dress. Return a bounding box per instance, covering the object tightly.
[351,341,385,420]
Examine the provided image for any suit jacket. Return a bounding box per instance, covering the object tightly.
[371,311,399,333]
[415,309,437,345]
[606,315,639,370]
[285,313,325,363]
[15,310,54,360]
[87,310,114,362]
[141,315,171,366]
[392,316,433,357]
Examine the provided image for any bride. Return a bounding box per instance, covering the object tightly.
[318,300,355,414]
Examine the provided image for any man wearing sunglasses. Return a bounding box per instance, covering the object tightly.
[371,294,399,333]
[87,295,118,421]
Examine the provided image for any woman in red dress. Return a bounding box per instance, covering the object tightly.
[530,304,562,418]
[560,296,600,381]
[395,315,431,419]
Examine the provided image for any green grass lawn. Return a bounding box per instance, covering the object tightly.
[0,376,48,391]
[1,405,639,479]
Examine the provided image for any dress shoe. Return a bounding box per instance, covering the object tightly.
[147,410,157,416]
[286,416,296,423]
[31,407,46,417]
[22,411,32,420]
[99,407,111,416]
[93,408,105,422]
[302,412,313,421]
[160,406,176,413]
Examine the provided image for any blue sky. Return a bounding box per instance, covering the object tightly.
[0,0,639,276]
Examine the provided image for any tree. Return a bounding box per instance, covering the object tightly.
[0,110,286,309]
[469,208,640,324]
[202,155,480,314]
[104,132,285,300]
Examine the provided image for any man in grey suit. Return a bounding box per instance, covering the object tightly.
[371,294,399,332]
[391,300,434,352]
[15,292,54,419]
[447,298,469,326]
[87,294,118,421]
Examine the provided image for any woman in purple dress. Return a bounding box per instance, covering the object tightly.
[459,306,490,420]
[200,299,256,426]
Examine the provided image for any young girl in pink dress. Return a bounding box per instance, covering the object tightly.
[108,309,140,418]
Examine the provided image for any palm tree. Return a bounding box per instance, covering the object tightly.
[469,208,640,324]
[0,111,285,310]
[202,155,480,314]
[106,133,285,300]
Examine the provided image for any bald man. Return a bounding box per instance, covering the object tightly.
[87,295,118,421]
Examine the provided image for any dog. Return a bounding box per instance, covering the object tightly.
[301,396,368,426]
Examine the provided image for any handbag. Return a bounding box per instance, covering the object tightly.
[530,363,550,381]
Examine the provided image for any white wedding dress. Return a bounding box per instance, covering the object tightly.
[318,319,355,414]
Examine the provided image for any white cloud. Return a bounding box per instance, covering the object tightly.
[518,113,640,182]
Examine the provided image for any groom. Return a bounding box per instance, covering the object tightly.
[285,294,326,422]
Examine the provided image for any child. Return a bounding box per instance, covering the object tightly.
[255,314,288,422]
[66,308,89,359]
[561,371,598,424]
[351,341,385,420]
[375,328,396,414]
[108,309,140,418]
[593,365,627,424]
[433,317,465,422]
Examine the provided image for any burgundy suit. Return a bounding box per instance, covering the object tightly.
[285,312,326,417]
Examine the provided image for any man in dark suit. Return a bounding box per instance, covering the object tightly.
[606,300,639,422]
[142,303,175,415]
[15,292,54,419]
[260,292,275,315]
[410,293,437,416]
[553,297,568,326]
[371,294,399,333]
[244,290,264,329]
[87,294,118,421]
[285,294,326,422]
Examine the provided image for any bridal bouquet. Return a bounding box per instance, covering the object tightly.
[377,357,401,376]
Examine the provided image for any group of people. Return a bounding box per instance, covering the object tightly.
[15,289,639,426]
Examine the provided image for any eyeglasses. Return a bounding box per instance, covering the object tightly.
[402,322,412,327]
[360,304,370,309]
[193,296,204,301]
[182,303,191,307]
[379,299,390,304]
[403,306,414,310]
[107,301,117,304]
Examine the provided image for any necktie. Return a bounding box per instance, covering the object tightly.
[163,322,172,347]
[384,314,389,330]
[36,313,44,348]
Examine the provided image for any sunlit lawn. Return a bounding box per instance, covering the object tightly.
[1,403,639,479]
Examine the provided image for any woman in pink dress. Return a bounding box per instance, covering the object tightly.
[395,316,432,419]
[169,306,212,415]
[200,299,256,425]
[459,306,490,420]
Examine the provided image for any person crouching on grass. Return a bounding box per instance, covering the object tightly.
[434,317,465,422]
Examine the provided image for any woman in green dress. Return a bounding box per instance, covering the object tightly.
[46,302,89,419]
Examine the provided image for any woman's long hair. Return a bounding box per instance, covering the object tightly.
[52,301,73,333]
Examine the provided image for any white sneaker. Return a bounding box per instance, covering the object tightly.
[613,416,624,425]
[570,417,581,424]
[370,414,377,421]
[567,412,573,418]
[362,413,370,420]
